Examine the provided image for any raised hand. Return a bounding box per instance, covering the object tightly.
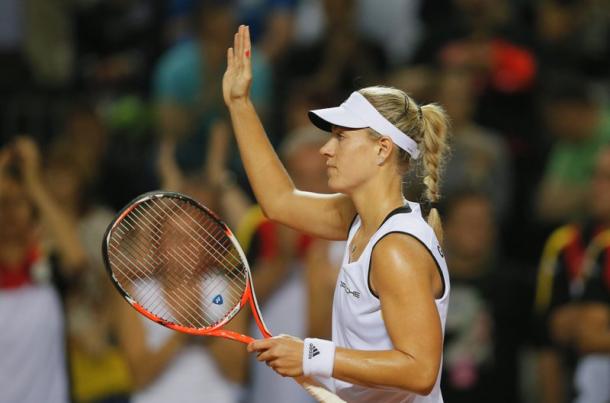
[12,136,42,190]
[205,119,231,185]
[157,136,184,191]
[223,25,252,106]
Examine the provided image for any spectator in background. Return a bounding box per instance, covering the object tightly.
[49,103,145,212]
[237,0,298,63]
[110,118,251,403]
[534,145,610,403]
[356,0,423,66]
[414,0,539,169]
[112,274,247,403]
[430,67,512,219]
[43,146,131,403]
[292,0,422,66]
[157,118,252,231]
[238,127,341,403]
[73,0,164,95]
[275,0,388,138]
[166,0,297,62]
[536,77,610,225]
[153,0,272,177]
[408,3,540,255]
[0,137,88,403]
[114,250,248,403]
[441,189,529,403]
[53,104,108,186]
[114,280,247,403]
[534,0,610,81]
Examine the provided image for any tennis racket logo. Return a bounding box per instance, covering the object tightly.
[212,294,224,305]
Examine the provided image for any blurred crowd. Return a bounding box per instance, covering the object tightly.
[0,0,609,402]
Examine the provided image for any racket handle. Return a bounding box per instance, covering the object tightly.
[295,376,346,403]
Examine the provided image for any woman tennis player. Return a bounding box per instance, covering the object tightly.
[224,26,450,403]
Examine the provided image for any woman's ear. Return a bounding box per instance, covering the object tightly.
[377,136,394,165]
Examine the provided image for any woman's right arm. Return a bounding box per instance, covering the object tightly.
[223,26,355,240]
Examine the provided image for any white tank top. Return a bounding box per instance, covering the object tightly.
[331,202,450,403]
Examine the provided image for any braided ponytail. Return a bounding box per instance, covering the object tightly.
[420,104,450,244]
[358,86,450,242]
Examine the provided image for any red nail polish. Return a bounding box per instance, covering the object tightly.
[245,50,250,57]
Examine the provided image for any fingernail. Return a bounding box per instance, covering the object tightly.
[245,50,250,57]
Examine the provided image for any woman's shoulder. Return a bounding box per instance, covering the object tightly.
[376,203,441,250]
[379,202,429,231]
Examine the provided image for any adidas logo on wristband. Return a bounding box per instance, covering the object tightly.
[308,344,320,359]
[303,338,336,378]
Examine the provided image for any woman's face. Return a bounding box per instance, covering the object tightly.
[44,165,82,214]
[319,127,378,193]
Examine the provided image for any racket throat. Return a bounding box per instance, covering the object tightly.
[250,296,272,339]
[245,278,272,339]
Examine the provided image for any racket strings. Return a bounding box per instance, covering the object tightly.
[162,198,246,284]
[153,198,244,278]
[137,201,246,319]
[110,209,240,327]
[107,196,249,328]
[150,198,248,297]
[128,202,245,306]
[110,224,213,328]
[114,227,210,327]
[122,200,243,320]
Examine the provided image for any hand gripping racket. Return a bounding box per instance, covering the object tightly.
[102,191,344,402]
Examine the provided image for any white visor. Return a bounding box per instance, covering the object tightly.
[308,91,420,159]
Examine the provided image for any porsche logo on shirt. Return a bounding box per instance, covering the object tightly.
[340,281,361,299]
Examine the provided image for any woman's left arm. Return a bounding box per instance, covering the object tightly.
[249,234,443,395]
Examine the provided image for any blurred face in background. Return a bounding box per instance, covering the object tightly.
[544,100,600,142]
[323,0,355,29]
[44,161,84,215]
[197,5,236,45]
[536,0,578,41]
[66,111,107,160]
[445,194,495,263]
[590,148,610,223]
[181,178,219,213]
[0,178,36,243]
[437,69,476,128]
[286,143,330,194]
[454,0,508,26]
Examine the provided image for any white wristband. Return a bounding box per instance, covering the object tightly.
[302,338,336,378]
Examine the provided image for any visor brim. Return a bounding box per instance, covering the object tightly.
[308,107,368,132]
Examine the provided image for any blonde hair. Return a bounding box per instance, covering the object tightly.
[359,86,450,243]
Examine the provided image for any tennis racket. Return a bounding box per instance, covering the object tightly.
[102,191,344,403]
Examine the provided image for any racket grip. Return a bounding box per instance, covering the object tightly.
[295,376,346,403]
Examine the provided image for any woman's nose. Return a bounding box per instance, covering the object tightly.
[320,138,334,157]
